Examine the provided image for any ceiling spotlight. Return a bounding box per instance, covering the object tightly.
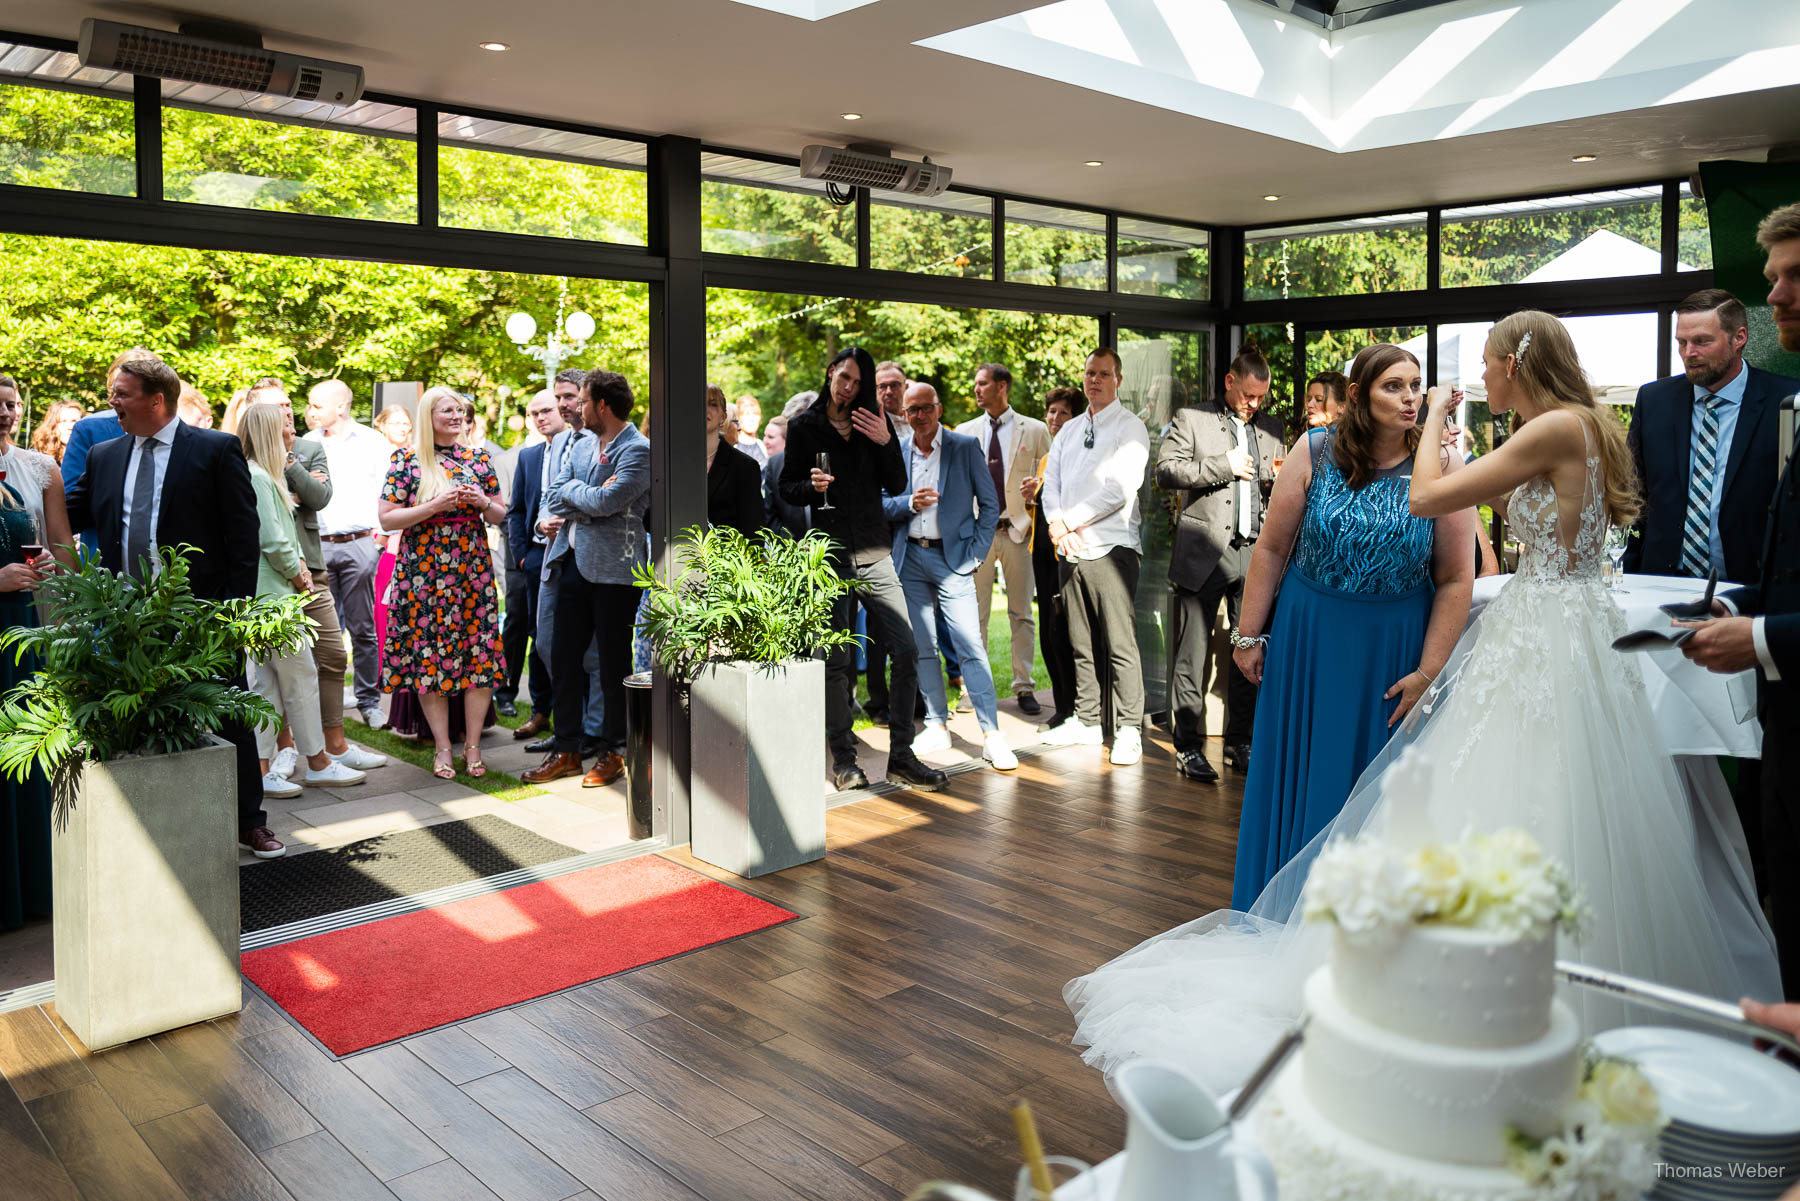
[1263,194,1280,202]
[841,112,862,120]
[1084,160,1104,167]
[1571,154,1597,163]
[478,41,509,51]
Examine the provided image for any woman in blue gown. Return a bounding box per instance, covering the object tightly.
[1227,343,1476,908]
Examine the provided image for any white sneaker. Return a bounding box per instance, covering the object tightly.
[912,724,953,754]
[359,706,387,730]
[332,743,388,771]
[261,770,302,799]
[1041,719,1102,747]
[303,760,367,787]
[1109,727,1143,766]
[270,746,300,780]
[342,687,360,711]
[983,731,1018,771]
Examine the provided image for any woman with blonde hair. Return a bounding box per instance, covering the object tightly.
[28,400,84,463]
[378,388,506,778]
[372,404,412,448]
[238,402,366,794]
[1067,310,1779,1094]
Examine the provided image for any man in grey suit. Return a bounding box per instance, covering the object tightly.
[1155,347,1284,783]
[524,369,650,789]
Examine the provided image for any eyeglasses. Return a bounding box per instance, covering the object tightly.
[902,405,937,417]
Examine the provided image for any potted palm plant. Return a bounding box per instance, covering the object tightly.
[634,526,859,877]
[0,546,308,1049]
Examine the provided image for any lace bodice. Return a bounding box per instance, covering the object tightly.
[1507,423,1607,584]
[1290,428,1435,595]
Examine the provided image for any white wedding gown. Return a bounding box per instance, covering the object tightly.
[1065,424,1782,1093]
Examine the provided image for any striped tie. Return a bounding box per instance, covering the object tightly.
[1680,393,1721,577]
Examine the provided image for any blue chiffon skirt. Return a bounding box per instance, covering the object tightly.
[1229,568,1433,910]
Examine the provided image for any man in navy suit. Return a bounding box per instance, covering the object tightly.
[1626,288,1800,587]
[63,351,277,857]
[884,382,1012,771]
[500,389,565,733]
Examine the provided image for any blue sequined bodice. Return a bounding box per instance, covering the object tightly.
[1290,428,1435,595]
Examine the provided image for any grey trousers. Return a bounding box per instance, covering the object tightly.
[324,535,382,711]
[1065,546,1144,732]
[538,557,605,739]
[825,554,918,764]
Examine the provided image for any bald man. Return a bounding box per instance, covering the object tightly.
[301,379,394,726]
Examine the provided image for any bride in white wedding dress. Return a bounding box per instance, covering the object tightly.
[1065,311,1781,1092]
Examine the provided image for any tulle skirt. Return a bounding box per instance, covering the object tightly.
[1065,570,1780,1094]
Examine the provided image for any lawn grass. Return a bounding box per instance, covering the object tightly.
[343,713,545,802]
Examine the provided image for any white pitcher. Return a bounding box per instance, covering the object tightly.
[1114,1060,1279,1201]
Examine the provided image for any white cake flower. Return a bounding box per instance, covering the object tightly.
[1580,1058,1664,1130]
[1302,837,1420,941]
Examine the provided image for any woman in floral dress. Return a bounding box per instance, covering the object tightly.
[378,387,506,778]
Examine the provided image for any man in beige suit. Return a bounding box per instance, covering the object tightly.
[956,363,1052,714]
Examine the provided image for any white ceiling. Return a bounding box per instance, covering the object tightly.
[3,0,1798,225]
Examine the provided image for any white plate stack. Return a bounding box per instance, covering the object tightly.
[1591,1027,1800,1201]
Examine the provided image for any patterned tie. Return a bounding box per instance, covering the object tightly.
[127,437,158,579]
[987,416,1006,510]
[1680,393,1721,577]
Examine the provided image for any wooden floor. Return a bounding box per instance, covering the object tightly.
[0,731,1243,1201]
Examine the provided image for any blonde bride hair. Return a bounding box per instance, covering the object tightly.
[237,402,294,509]
[1484,310,1641,527]
[411,386,467,505]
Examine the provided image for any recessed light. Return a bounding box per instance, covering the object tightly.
[1263,194,1280,202]
[841,112,863,120]
[478,41,509,51]
[1571,154,1597,163]
[1084,160,1104,167]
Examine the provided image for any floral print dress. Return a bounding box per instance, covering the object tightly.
[380,445,504,693]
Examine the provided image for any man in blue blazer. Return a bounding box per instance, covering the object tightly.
[61,408,125,557]
[1625,289,1800,587]
[884,382,1013,770]
[500,390,565,732]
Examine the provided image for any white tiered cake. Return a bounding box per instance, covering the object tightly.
[1255,830,1663,1201]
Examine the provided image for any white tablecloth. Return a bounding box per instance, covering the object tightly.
[1469,573,1761,759]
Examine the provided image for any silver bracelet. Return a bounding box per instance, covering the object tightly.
[1230,629,1268,650]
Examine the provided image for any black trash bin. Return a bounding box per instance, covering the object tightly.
[622,672,654,840]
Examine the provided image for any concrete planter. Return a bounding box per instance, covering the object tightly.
[54,736,241,1050]
[688,657,825,878]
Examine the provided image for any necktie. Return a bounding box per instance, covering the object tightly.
[1234,418,1252,540]
[127,437,158,579]
[987,416,1006,511]
[1681,394,1721,577]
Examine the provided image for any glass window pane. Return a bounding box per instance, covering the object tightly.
[0,45,135,195]
[701,153,856,265]
[161,86,416,221]
[1244,213,1427,301]
[1005,202,1106,289]
[1440,187,1662,288]
[1677,180,1712,272]
[1117,217,1209,301]
[438,115,647,245]
[869,191,991,278]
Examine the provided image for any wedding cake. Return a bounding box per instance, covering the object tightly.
[1255,829,1665,1201]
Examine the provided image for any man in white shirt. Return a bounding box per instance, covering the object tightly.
[301,380,394,727]
[1039,348,1152,765]
[955,363,1051,716]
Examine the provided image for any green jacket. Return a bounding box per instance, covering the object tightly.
[251,463,305,599]
[287,438,333,572]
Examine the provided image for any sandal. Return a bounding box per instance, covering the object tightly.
[463,744,487,778]
[432,749,455,780]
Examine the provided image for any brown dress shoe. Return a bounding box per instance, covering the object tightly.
[512,713,551,740]
[582,752,625,788]
[522,751,585,784]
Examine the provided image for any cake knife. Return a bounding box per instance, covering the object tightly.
[1226,1016,1310,1123]
[1556,960,1800,1060]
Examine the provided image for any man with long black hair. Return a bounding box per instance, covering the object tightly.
[780,347,947,793]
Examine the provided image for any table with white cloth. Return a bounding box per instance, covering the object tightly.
[1471,572,1773,995]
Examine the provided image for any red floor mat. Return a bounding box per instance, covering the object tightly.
[241,855,796,1054]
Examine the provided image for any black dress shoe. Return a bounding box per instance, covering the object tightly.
[833,763,870,791]
[864,707,888,727]
[495,697,518,718]
[1016,691,1041,716]
[1177,749,1220,784]
[887,752,947,793]
[1225,742,1253,772]
[524,736,555,753]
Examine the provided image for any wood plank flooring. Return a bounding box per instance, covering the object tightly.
[0,732,1242,1200]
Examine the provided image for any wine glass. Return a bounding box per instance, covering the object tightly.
[1604,527,1630,590]
[815,452,835,511]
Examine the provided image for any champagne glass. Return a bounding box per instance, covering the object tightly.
[815,452,836,511]
[1604,527,1630,590]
